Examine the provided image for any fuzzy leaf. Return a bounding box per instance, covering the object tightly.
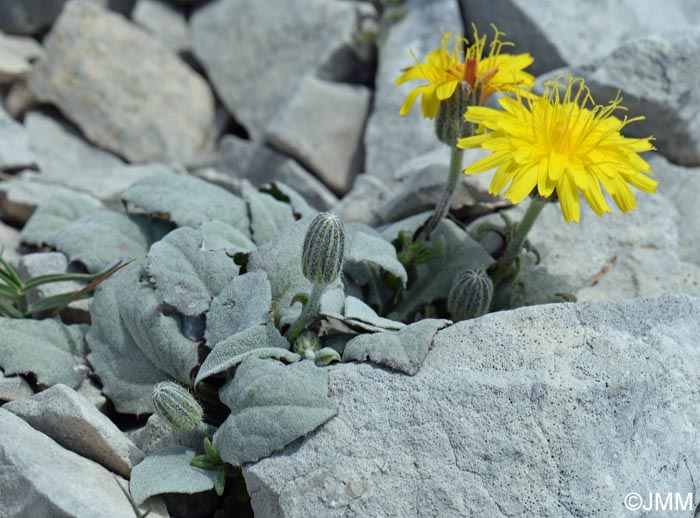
[46,211,171,273]
[130,447,217,506]
[20,194,103,247]
[147,227,239,316]
[388,216,494,320]
[121,172,250,234]
[195,325,290,385]
[213,357,336,466]
[263,182,317,218]
[0,318,86,387]
[247,218,344,328]
[205,272,272,347]
[247,192,296,245]
[87,265,198,414]
[345,222,408,286]
[342,319,450,375]
[323,296,406,333]
[199,220,255,252]
[314,347,341,366]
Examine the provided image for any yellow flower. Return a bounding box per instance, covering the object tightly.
[458,76,657,223]
[395,25,534,118]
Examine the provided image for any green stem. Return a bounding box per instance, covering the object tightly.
[415,146,464,243]
[491,197,547,286]
[285,282,325,344]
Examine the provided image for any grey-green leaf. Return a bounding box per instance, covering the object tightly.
[46,211,171,273]
[130,447,217,506]
[87,265,198,414]
[20,193,103,247]
[205,272,272,347]
[314,347,341,366]
[248,192,296,246]
[264,181,318,218]
[0,318,86,388]
[342,319,450,375]
[195,325,289,385]
[345,222,408,286]
[389,217,494,320]
[121,172,249,234]
[199,220,255,252]
[213,357,336,466]
[323,296,406,333]
[147,227,239,316]
[247,218,344,328]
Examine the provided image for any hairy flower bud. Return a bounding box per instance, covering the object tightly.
[152,381,203,433]
[293,331,322,360]
[447,269,493,321]
[435,84,474,147]
[302,212,345,285]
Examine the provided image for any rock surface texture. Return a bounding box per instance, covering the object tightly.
[0,408,168,518]
[28,0,214,164]
[460,0,700,75]
[244,294,700,518]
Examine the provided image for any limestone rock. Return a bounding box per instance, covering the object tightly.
[0,44,30,83]
[460,0,700,75]
[28,0,214,164]
[0,370,34,402]
[4,384,144,477]
[0,179,96,225]
[364,0,461,182]
[332,174,392,226]
[0,219,21,266]
[0,103,36,171]
[244,294,700,517]
[206,135,337,210]
[0,408,168,517]
[132,0,189,54]
[25,110,124,171]
[265,76,371,194]
[0,0,67,35]
[561,28,700,167]
[190,0,375,140]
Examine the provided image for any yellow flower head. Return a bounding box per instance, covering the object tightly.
[395,25,534,118]
[458,75,657,223]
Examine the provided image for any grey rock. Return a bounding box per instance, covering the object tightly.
[76,377,108,412]
[0,102,36,171]
[29,0,215,164]
[0,408,169,517]
[380,147,506,223]
[461,0,700,75]
[364,0,461,182]
[245,294,700,518]
[207,135,338,210]
[127,413,206,456]
[0,44,30,83]
[0,179,88,224]
[132,0,189,54]
[471,153,700,305]
[558,28,700,167]
[0,219,21,266]
[4,384,144,477]
[25,110,124,171]
[0,31,43,61]
[190,0,376,140]
[17,252,91,320]
[265,76,370,195]
[333,174,391,226]
[0,0,67,35]
[0,369,34,402]
[22,162,176,202]
[4,79,36,119]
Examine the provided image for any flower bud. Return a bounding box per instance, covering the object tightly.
[152,381,203,433]
[293,331,322,360]
[302,212,345,285]
[447,269,493,321]
[435,84,474,146]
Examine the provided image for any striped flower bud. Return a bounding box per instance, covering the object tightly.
[151,381,203,433]
[447,269,493,321]
[302,212,345,285]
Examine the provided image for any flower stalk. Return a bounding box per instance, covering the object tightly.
[285,281,325,345]
[489,196,547,286]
